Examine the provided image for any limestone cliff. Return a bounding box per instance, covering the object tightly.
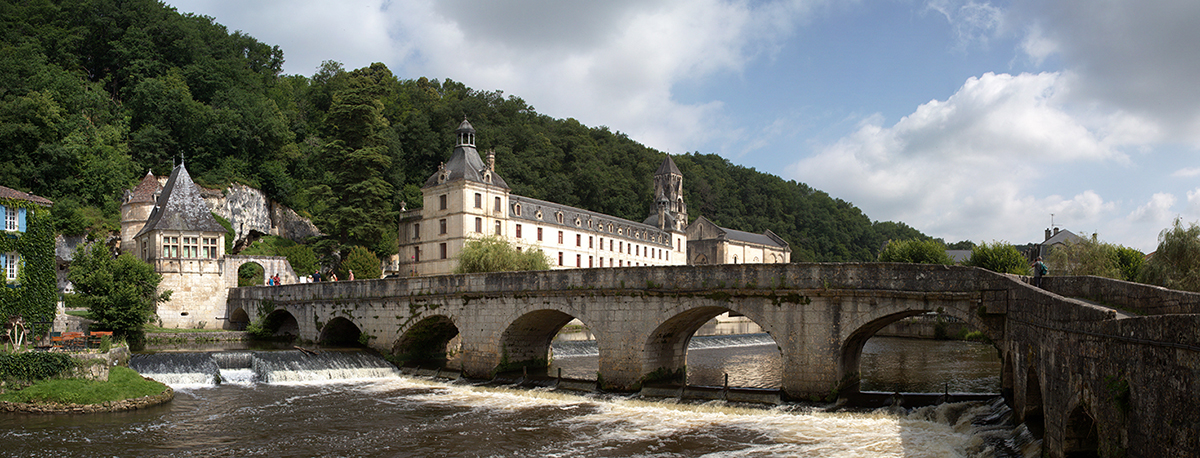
[199,183,322,247]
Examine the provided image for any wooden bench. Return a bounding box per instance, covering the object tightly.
[87,331,113,349]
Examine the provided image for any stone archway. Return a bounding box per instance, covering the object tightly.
[1062,402,1100,456]
[228,307,250,331]
[319,317,363,346]
[393,315,459,365]
[496,309,579,374]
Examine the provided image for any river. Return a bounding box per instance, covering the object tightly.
[0,333,1037,457]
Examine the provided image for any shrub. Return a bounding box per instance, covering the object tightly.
[877,239,953,265]
[455,236,551,273]
[0,352,76,381]
[965,241,1028,274]
[339,245,381,280]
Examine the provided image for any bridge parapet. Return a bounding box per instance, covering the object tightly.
[1042,275,1200,315]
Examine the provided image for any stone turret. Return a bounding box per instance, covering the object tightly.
[120,170,161,255]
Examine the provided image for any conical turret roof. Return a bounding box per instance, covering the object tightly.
[135,163,225,237]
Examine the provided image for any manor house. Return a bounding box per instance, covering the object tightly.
[395,120,790,276]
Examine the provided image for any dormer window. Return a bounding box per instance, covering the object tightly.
[515,203,522,216]
[555,212,564,224]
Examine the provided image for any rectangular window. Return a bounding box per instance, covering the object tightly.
[558,252,563,266]
[494,196,502,212]
[163,236,179,258]
[576,254,581,267]
[599,237,604,250]
[495,221,502,235]
[413,223,420,240]
[609,240,613,251]
[589,236,593,248]
[588,256,593,268]
[619,241,623,252]
[516,224,523,238]
[414,246,421,263]
[440,243,447,259]
[475,217,483,233]
[636,245,640,256]
[203,238,218,258]
[474,193,482,208]
[619,260,623,267]
[537,227,543,241]
[4,207,16,231]
[576,234,581,247]
[439,194,448,210]
[666,251,670,261]
[4,252,18,281]
[183,237,199,258]
[440,219,447,235]
[558,231,564,244]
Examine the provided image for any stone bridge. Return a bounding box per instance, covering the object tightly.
[226,263,1200,457]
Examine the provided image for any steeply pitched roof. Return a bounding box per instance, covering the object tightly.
[135,163,225,237]
[0,185,52,206]
[1044,229,1083,246]
[655,156,681,176]
[125,170,161,204]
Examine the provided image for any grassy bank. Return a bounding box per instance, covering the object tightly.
[0,366,166,405]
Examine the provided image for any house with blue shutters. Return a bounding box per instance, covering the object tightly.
[0,184,54,334]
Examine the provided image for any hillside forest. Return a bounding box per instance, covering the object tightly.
[1,0,942,265]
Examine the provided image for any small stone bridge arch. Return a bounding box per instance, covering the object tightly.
[227,263,1200,457]
[222,255,298,287]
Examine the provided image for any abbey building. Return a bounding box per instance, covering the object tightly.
[395,120,789,276]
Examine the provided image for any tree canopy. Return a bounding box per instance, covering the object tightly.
[1139,218,1200,291]
[965,241,1028,275]
[67,242,170,340]
[877,239,952,265]
[455,236,551,274]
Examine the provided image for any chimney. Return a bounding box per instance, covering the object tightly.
[1045,228,1052,241]
[486,150,495,171]
[1054,227,1060,236]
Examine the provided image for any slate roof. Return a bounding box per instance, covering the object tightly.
[423,122,510,189]
[125,170,161,203]
[1044,229,1082,246]
[0,185,52,206]
[655,156,681,176]
[691,216,789,248]
[135,163,225,236]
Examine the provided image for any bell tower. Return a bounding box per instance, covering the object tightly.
[648,156,687,232]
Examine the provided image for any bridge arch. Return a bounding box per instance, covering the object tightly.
[643,305,728,378]
[393,315,460,365]
[1062,399,1100,456]
[498,309,580,372]
[319,317,362,346]
[262,309,299,338]
[228,307,250,331]
[836,295,1003,391]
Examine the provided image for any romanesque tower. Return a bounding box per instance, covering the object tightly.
[644,156,687,233]
[120,171,161,255]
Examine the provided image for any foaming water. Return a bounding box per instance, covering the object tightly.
[130,349,400,388]
[5,359,1035,457]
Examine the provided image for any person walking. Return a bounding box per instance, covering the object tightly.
[1031,256,1048,288]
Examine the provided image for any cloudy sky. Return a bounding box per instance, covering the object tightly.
[166,0,1200,252]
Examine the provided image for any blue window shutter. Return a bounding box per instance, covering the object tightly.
[17,208,26,232]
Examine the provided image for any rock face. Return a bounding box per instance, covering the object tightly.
[200,183,321,246]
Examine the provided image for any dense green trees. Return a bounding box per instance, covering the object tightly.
[455,236,551,273]
[965,241,1028,275]
[878,239,953,265]
[1139,218,1200,291]
[2,0,942,266]
[67,243,170,341]
[1043,236,1144,282]
[339,246,381,280]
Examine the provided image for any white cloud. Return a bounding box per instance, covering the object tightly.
[925,0,1003,49]
[1128,193,1177,224]
[1007,0,1200,145]
[786,71,1123,244]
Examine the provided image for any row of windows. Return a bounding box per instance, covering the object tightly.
[161,236,220,259]
[509,226,670,260]
[554,252,652,268]
[512,203,668,244]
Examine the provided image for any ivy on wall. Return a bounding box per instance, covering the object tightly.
[0,199,56,337]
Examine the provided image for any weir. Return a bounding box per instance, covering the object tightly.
[130,350,401,387]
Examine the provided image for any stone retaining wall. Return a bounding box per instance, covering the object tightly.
[0,387,173,414]
[145,331,250,342]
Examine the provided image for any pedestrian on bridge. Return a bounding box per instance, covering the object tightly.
[1031,256,1048,288]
